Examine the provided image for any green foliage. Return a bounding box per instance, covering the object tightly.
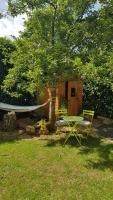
[0,37,15,103]
[3,0,113,118]
[0,37,36,106]
[0,37,15,80]
[83,56,113,118]
[5,0,92,96]
[0,13,2,18]
[84,81,113,118]
[38,119,49,135]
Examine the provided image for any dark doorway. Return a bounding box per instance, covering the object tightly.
[59,81,68,109]
[65,81,68,100]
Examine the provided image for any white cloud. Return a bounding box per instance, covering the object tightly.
[0,14,26,38]
[0,0,8,13]
[0,0,26,38]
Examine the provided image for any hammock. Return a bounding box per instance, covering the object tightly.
[0,99,50,113]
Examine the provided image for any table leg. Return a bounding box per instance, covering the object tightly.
[63,122,81,146]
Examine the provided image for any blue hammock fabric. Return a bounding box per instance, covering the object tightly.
[0,100,50,113]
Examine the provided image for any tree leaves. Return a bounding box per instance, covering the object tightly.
[2,0,113,116]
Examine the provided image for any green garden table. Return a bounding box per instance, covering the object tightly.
[63,116,83,123]
[63,116,84,145]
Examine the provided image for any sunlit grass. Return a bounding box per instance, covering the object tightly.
[0,135,113,200]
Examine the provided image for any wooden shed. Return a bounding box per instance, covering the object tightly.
[41,80,83,118]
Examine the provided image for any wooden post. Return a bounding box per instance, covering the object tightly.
[49,88,56,131]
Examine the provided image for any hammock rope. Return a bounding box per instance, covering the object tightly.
[0,99,50,113]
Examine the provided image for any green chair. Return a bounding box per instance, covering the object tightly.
[63,122,82,146]
[55,108,68,134]
[82,110,94,126]
[79,110,94,136]
[56,108,68,120]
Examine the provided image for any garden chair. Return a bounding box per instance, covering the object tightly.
[55,108,68,134]
[63,122,82,146]
[56,108,68,120]
[79,110,95,137]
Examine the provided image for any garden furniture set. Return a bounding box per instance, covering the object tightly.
[56,109,95,145]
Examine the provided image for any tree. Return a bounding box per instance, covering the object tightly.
[0,37,15,103]
[0,13,2,18]
[4,0,98,129]
[0,37,37,107]
[3,0,113,124]
[75,1,113,117]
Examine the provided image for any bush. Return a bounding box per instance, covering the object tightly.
[83,81,113,118]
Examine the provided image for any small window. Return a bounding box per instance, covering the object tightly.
[71,88,76,97]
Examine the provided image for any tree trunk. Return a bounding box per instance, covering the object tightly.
[49,4,57,131]
[3,112,17,132]
[49,88,56,131]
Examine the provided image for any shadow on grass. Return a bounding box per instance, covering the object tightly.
[79,136,113,171]
[46,137,84,148]
[46,135,101,148]
[86,159,113,171]
[1,130,113,171]
[46,134,113,171]
[0,132,37,144]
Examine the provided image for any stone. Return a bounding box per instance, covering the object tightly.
[103,118,113,125]
[17,118,34,129]
[3,112,17,131]
[98,116,113,125]
[26,125,35,135]
[18,129,24,134]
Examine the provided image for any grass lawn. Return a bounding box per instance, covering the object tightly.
[0,135,113,200]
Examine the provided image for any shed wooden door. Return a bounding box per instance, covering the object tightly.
[68,81,83,115]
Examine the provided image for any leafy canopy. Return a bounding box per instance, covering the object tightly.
[4,0,98,96]
[3,0,113,101]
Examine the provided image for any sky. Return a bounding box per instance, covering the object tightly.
[0,0,101,39]
[0,0,26,38]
